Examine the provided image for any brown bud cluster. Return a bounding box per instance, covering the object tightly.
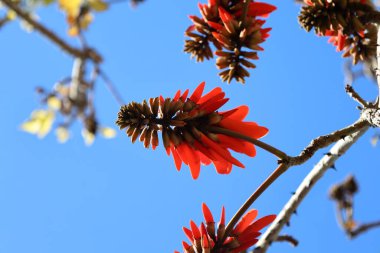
[298,0,377,64]
[116,97,224,150]
[184,14,221,62]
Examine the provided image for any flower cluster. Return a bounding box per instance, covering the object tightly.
[175,203,276,253]
[116,82,268,179]
[184,0,276,84]
[21,76,115,145]
[298,0,377,64]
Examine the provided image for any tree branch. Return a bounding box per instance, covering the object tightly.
[252,125,369,253]
[0,0,102,63]
[287,119,368,166]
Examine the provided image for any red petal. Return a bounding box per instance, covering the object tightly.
[218,134,256,157]
[190,220,201,239]
[176,144,190,165]
[183,227,194,242]
[238,230,261,244]
[248,2,277,17]
[202,232,210,249]
[182,241,192,251]
[198,87,223,104]
[208,0,216,6]
[246,214,276,231]
[200,134,245,168]
[233,209,258,235]
[223,105,249,120]
[201,222,208,235]
[180,89,190,101]
[183,143,201,179]
[173,90,181,101]
[186,25,195,33]
[208,21,224,31]
[198,152,212,165]
[171,146,183,171]
[219,118,269,139]
[218,7,233,23]
[190,82,205,103]
[201,98,229,113]
[219,206,226,226]
[202,203,215,223]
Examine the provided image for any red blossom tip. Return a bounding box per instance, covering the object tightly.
[247,214,277,231]
[190,82,206,103]
[183,226,194,242]
[190,220,201,239]
[220,206,226,226]
[248,2,277,17]
[202,203,214,223]
[233,209,258,235]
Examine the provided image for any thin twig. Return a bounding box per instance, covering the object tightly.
[0,0,102,63]
[350,221,380,238]
[98,69,126,106]
[275,235,299,247]
[252,126,369,253]
[345,84,369,107]
[0,15,10,29]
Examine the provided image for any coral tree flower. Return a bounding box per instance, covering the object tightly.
[176,203,276,253]
[299,0,376,64]
[116,82,268,179]
[184,0,276,83]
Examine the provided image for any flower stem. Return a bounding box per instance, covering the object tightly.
[207,126,289,160]
[221,163,289,244]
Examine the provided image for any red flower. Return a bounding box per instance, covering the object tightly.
[116,82,268,179]
[184,0,276,83]
[176,203,276,253]
[163,82,268,179]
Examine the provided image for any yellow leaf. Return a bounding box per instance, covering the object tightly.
[47,96,61,110]
[59,0,82,17]
[82,129,95,146]
[21,109,55,138]
[68,25,79,37]
[100,127,116,138]
[67,13,93,36]
[21,120,41,135]
[56,127,70,143]
[7,10,16,20]
[37,110,55,138]
[89,0,108,12]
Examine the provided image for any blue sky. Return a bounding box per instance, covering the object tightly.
[1,0,380,253]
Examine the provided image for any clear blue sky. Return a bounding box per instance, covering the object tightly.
[1,1,380,253]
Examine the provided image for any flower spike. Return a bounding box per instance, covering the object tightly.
[116,82,268,179]
[184,0,276,83]
[175,204,275,253]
